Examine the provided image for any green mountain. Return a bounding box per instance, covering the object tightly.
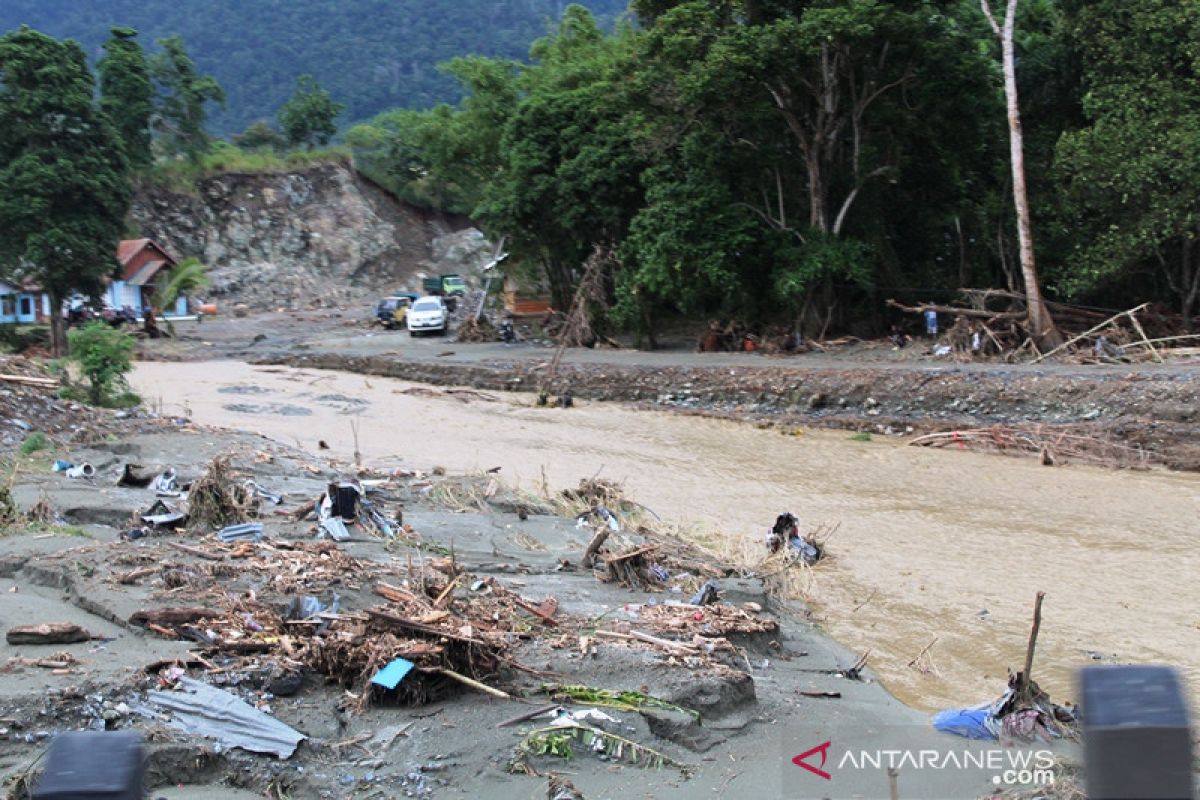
[0,0,629,134]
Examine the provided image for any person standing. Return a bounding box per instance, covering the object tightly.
[923,307,939,337]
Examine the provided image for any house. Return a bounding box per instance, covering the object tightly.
[501,273,553,317]
[108,239,187,316]
[0,280,50,324]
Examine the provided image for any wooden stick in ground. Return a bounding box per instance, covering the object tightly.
[1128,310,1164,363]
[1031,303,1149,364]
[495,703,560,729]
[581,526,610,568]
[1020,591,1046,698]
[438,667,510,699]
[888,767,900,800]
[432,576,460,608]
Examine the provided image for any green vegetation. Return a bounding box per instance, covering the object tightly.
[151,35,224,163]
[98,27,153,167]
[0,26,131,355]
[349,0,1200,336]
[140,143,351,193]
[65,322,137,407]
[279,75,344,150]
[542,683,701,719]
[18,433,50,455]
[0,0,629,134]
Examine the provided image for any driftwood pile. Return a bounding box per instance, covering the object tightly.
[889,290,1198,363]
[909,425,1151,469]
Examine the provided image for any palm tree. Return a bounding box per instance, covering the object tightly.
[146,257,208,336]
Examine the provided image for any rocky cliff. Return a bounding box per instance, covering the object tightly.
[130,160,490,310]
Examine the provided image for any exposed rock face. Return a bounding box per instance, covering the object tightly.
[131,160,480,310]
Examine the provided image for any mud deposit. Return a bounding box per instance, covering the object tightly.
[131,361,1200,719]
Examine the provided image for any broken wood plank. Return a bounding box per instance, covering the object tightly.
[512,597,558,627]
[432,576,460,609]
[593,629,698,654]
[167,542,226,561]
[365,607,488,646]
[0,374,58,388]
[374,582,426,605]
[116,566,158,585]
[129,607,223,627]
[6,623,90,645]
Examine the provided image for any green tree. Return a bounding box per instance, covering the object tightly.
[66,321,136,406]
[98,27,154,168]
[278,75,344,149]
[152,35,225,162]
[232,120,288,152]
[0,26,131,355]
[1055,0,1200,326]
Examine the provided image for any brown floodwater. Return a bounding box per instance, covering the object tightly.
[132,360,1200,713]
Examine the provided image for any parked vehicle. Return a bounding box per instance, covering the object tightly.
[406,296,448,335]
[375,294,417,329]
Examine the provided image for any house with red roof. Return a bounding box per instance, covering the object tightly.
[105,239,186,316]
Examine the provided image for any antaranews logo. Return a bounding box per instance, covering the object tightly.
[792,741,833,780]
[790,738,1058,789]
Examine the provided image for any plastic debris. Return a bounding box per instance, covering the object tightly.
[64,463,95,479]
[319,516,350,542]
[33,731,144,799]
[217,521,264,543]
[245,480,283,505]
[140,499,186,528]
[153,467,180,496]
[147,677,306,758]
[370,657,415,690]
[285,594,340,621]
[51,459,73,472]
[689,580,720,606]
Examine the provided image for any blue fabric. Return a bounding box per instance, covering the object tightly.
[932,707,997,740]
[371,658,415,690]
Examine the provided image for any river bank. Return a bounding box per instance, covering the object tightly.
[130,360,1200,723]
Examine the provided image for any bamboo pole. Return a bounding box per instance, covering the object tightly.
[1031,303,1149,363]
[438,667,510,699]
[1128,311,1164,363]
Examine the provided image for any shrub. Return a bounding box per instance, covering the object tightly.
[66,322,138,407]
[18,432,50,454]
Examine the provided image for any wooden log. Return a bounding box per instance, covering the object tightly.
[374,582,426,605]
[581,527,611,568]
[432,576,460,609]
[886,298,1023,321]
[513,597,558,627]
[129,607,222,627]
[436,667,510,699]
[116,566,158,585]
[0,374,58,388]
[167,542,225,561]
[1032,303,1149,364]
[593,629,698,654]
[1128,311,1164,363]
[6,623,90,645]
[495,703,560,729]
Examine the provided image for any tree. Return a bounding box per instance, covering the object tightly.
[98,27,153,168]
[66,321,136,406]
[278,75,344,149]
[980,0,1061,346]
[1055,0,1200,327]
[152,35,224,163]
[232,120,288,152]
[0,26,131,355]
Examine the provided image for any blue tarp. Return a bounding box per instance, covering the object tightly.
[932,706,998,740]
[370,657,415,690]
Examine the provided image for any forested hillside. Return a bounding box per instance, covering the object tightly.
[0,0,628,133]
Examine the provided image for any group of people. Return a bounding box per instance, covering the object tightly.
[888,307,986,359]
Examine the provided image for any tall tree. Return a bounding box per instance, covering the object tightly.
[278,75,344,149]
[98,27,153,167]
[0,27,131,355]
[1055,0,1200,327]
[980,0,1061,346]
[151,35,224,163]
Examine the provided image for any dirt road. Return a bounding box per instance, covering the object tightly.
[132,360,1200,716]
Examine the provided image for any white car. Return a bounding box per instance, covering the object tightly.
[406,296,448,335]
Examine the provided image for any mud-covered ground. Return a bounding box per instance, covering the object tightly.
[0,415,1068,799]
[137,312,1200,471]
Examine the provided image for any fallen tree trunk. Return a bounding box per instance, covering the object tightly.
[7,622,90,645]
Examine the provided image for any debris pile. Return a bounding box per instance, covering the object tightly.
[454,315,500,343]
[185,455,259,530]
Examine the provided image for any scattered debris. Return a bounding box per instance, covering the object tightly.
[186,455,258,531]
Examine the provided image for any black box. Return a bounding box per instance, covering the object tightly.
[1081,665,1193,800]
[32,731,144,800]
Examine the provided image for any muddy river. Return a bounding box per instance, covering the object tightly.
[132,360,1200,713]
